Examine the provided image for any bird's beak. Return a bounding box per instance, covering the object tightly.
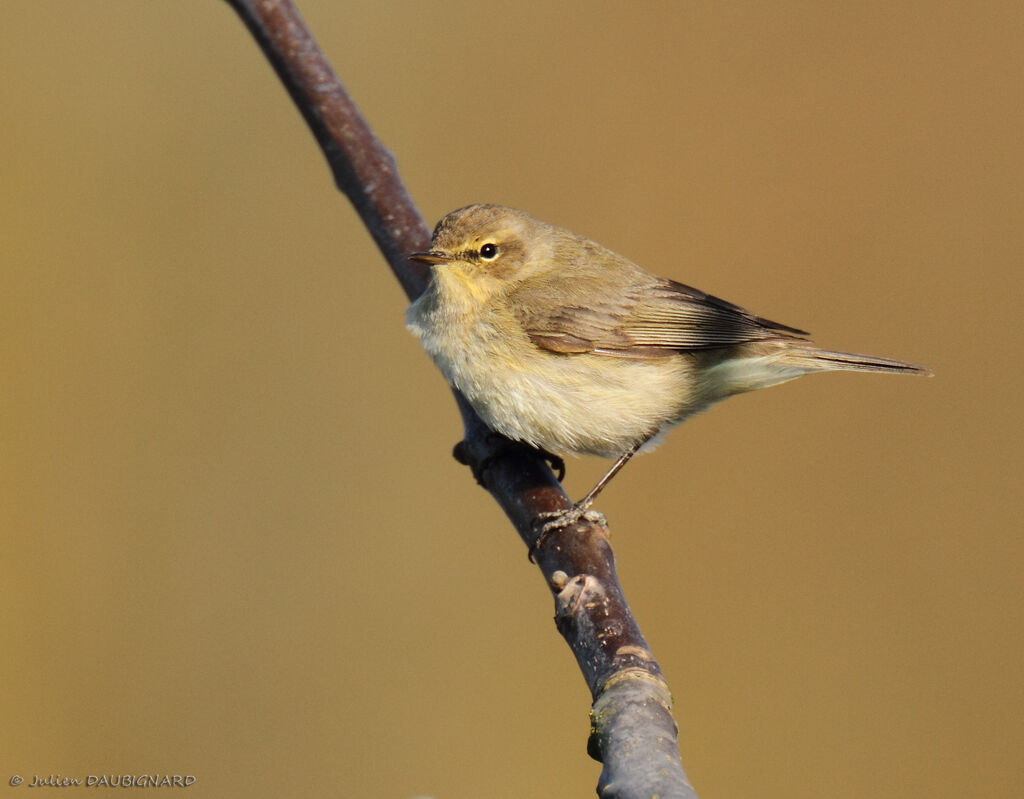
[409,250,451,265]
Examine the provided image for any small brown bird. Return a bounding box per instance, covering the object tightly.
[408,204,930,526]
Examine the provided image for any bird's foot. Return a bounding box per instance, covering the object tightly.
[453,437,566,486]
[537,504,606,533]
[539,448,566,482]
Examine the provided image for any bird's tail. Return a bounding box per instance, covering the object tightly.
[784,346,932,376]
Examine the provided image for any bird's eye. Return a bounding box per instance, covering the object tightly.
[479,243,498,260]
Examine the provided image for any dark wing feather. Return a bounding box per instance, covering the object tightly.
[513,272,808,358]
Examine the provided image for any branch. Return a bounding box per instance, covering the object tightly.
[222,2,697,796]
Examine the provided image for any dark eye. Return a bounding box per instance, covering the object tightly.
[479,243,498,260]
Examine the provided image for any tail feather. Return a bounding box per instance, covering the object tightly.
[788,347,932,376]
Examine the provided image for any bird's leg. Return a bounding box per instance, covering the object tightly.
[573,441,644,513]
[533,436,650,544]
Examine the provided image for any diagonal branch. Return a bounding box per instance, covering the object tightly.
[222,2,697,796]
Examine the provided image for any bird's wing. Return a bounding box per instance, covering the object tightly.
[512,275,808,358]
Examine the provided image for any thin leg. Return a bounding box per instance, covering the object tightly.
[532,435,653,550]
[574,438,646,511]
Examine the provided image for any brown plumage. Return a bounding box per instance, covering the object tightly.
[408,204,930,523]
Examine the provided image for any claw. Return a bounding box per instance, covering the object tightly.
[539,449,566,482]
[453,438,567,487]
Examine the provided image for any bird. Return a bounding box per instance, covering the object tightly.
[407,203,930,528]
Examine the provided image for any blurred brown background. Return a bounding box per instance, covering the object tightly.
[2,2,1021,797]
